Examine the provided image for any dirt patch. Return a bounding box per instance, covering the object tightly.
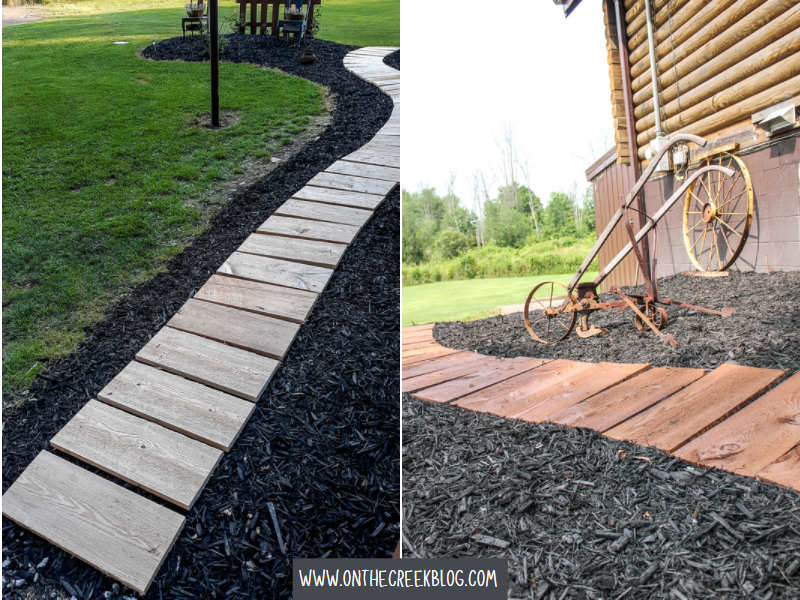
[1,5,48,26]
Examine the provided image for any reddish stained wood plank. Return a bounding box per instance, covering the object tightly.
[606,363,786,453]
[414,359,549,404]
[757,445,800,490]
[402,340,438,351]
[402,345,448,359]
[674,372,800,477]
[402,352,488,379]
[402,349,470,366]
[549,367,706,432]
[453,360,595,415]
[404,356,545,394]
[402,332,435,344]
[512,362,651,422]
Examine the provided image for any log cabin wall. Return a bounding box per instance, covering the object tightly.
[592,0,800,279]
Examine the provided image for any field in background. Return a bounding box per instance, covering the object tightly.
[401,272,599,327]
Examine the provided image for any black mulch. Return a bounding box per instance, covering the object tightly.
[2,36,398,599]
[384,49,399,70]
[434,271,800,375]
[403,395,800,600]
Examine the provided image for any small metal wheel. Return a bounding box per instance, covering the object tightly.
[634,305,668,333]
[523,281,577,345]
[683,152,753,271]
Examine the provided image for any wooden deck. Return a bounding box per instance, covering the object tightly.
[402,324,800,494]
[2,47,400,595]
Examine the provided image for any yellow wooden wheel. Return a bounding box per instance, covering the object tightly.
[523,282,577,345]
[683,152,753,271]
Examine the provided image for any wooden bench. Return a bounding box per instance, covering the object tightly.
[236,0,320,36]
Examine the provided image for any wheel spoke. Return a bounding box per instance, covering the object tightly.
[715,216,742,237]
[533,295,546,310]
[718,171,741,208]
[690,224,707,253]
[690,190,704,209]
[554,317,570,331]
[549,283,554,309]
[719,189,745,210]
[719,222,735,258]
[545,318,550,343]
[698,224,709,260]
[689,220,704,233]
[708,222,717,270]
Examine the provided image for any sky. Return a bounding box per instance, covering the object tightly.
[400,0,613,209]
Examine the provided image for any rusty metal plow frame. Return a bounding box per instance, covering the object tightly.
[524,134,738,346]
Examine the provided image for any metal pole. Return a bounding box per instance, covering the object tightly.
[644,0,662,135]
[210,0,219,127]
[613,0,651,285]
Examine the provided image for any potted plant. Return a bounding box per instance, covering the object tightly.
[284,5,306,20]
[185,1,205,18]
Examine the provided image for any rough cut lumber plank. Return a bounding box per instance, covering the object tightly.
[292,185,385,211]
[403,323,435,332]
[757,445,800,490]
[219,251,333,293]
[51,401,222,510]
[1,451,184,595]
[167,298,299,360]
[402,333,435,345]
[325,161,400,183]
[402,340,438,351]
[257,215,359,245]
[402,345,450,359]
[367,133,400,146]
[510,362,652,422]
[136,327,278,402]
[674,372,800,476]
[403,357,545,394]
[342,152,400,169]
[549,366,706,432]
[453,360,595,415]
[195,274,317,324]
[402,348,466,366]
[307,172,397,195]
[606,363,786,453]
[237,232,346,269]
[275,199,373,228]
[401,351,488,379]
[414,359,549,404]
[99,361,254,451]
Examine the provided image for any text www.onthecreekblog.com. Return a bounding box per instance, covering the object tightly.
[298,568,499,588]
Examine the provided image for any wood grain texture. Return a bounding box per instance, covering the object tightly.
[757,445,800,490]
[1,451,184,595]
[401,340,438,351]
[402,348,467,366]
[136,327,278,401]
[307,172,397,195]
[401,352,488,379]
[219,251,333,293]
[510,362,652,422]
[324,160,400,183]
[51,401,222,510]
[452,360,595,415]
[195,274,317,324]
[403,357,545,394]
[256,215,359,245]
[402,345,451,359]
[292,185,385,210]
[98,361,254,451]
[167,298,299,360]
[674,372,800,476]
[342,150,400,169]
[413,359,549,404]
[237,233,346,269]
[606,363,786,453]
[275,199,373,228]
[549,366,706,432]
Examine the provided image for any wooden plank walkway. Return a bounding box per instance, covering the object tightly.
[403,325,800,494]
[2,46,399,593]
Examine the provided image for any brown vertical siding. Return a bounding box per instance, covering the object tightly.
[588,149,644,293]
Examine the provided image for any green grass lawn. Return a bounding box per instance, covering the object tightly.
[27,0,399,47]
[2,1,397,400]
[401,273,600,327]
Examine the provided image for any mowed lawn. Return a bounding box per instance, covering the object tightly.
[401,273,600,327]
[2,2,398,399]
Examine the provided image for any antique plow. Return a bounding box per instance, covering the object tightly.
[524,134,738,346]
